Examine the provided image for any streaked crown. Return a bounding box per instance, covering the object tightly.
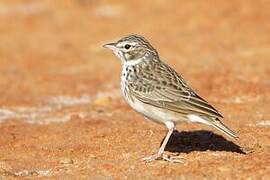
[103,35,159,63]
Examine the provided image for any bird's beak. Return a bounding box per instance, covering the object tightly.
[103,42,117,50]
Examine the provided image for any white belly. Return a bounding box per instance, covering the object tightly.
[125,94,186,124]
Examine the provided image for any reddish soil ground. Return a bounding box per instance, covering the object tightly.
[0,0,269,179]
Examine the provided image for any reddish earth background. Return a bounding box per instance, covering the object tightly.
[0,0,269,179]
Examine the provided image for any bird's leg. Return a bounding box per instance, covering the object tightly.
[143,121,183,163]
[157,121,174,156]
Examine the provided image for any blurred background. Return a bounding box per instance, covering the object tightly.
[0,0,269,178]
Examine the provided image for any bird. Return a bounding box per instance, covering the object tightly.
[103,34,238,162]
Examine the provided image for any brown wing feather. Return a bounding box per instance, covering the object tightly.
[128,61,223,119]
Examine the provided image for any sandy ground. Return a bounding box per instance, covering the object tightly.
[0,0,269,179]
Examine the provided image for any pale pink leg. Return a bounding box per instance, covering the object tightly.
[142,122,183,163]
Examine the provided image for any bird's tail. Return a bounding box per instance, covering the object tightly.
[210,119,238,139]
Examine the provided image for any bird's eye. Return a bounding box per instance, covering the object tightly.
[124,44,131,49]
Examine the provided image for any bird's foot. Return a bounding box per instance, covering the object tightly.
[142,153,184,163]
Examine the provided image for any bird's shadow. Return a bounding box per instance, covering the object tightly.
[163,130,245,154]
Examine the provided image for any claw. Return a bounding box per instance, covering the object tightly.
[162,154,184,163]
[142,153,162,162]
[142,153,184,163]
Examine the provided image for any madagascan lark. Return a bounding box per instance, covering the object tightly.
[103,35,238,162]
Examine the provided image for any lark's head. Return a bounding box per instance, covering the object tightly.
[103,35,159,64]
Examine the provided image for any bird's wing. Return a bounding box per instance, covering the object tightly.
[128,61,223,118]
